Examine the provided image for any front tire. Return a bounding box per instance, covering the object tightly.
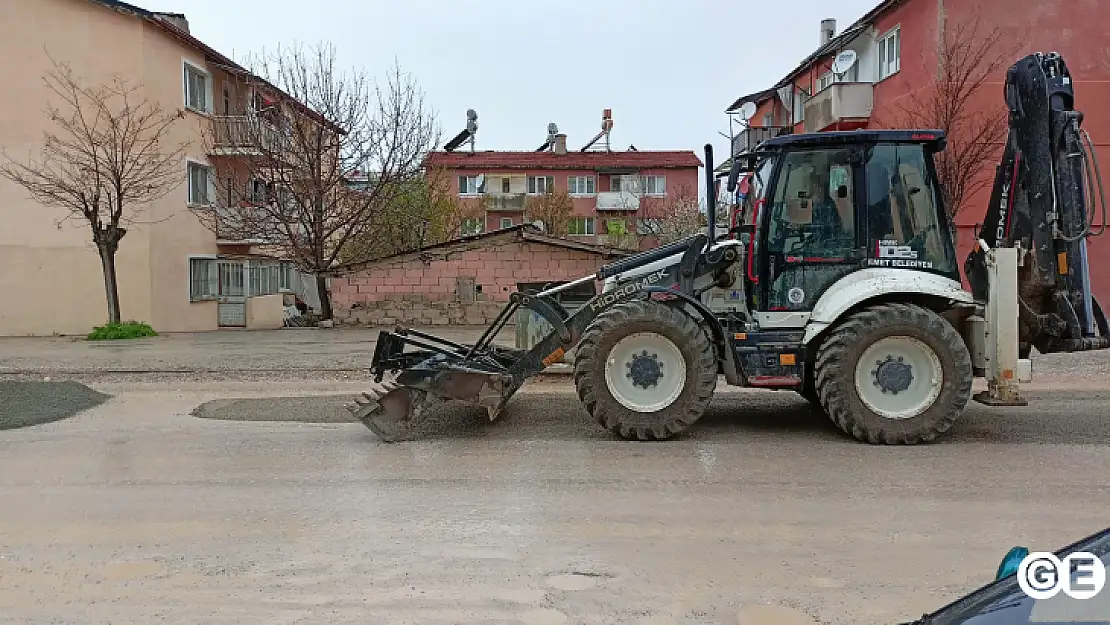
[814,302,972,445]
[573,299,718,440]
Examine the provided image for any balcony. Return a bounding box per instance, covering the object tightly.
[730,125,793,157]
[803,82,874,133]
[596,191,641,211]
[485,192,526,212]
[209,115,284,156]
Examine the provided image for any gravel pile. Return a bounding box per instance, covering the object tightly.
[0,381,110,430]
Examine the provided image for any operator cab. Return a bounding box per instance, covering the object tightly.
[725,129,960,316]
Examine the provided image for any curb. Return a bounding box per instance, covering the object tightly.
[0,364,579,376]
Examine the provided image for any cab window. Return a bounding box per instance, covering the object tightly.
[766,148,856,259]
[864,143,957,276]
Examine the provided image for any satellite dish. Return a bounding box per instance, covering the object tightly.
[832,50,858,75]
[738,102,757,121]
[776,85,793,108]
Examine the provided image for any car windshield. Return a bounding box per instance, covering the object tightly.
[925,528,1110,625]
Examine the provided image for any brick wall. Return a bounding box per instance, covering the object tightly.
[331,231,620,326]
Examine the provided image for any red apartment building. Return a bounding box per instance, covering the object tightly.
[423,130,702,249]
[723,0,1110,294]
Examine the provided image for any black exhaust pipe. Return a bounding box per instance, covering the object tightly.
[704,143,716,243]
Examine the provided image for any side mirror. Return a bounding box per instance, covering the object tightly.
[996,546,1030,580]
[727,158,742,193]
[837,185,848,199]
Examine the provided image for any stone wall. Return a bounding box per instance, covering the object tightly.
[331,231,620,326]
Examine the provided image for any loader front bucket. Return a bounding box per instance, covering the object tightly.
[348,328,527,442]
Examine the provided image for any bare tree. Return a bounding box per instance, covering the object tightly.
[637,183,704,244]
[338,166,483,262]
[524,186,574,237]
[885,12,1019,217]
[193,43,438,319]
[0,55,188,324]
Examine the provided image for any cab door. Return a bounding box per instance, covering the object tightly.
[755,146,866,325]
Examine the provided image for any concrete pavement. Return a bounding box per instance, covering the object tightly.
[1,380,1108,624]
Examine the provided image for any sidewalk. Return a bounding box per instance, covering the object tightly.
[0,326,515,375]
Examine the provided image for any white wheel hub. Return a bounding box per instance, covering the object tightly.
[854,336,943,419]
[604,332,687,412]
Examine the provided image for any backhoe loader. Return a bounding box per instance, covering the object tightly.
[349,51,1108,444]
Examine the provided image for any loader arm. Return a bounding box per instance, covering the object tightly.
[353,233,744,441]
[965,52,1110,354]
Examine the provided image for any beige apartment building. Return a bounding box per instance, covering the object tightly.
[0,0,317,336]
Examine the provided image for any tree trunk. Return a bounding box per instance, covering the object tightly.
[98,245,122,324]
[315,274,333,320]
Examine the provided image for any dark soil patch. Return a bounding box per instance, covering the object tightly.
[191,396,358,424]
[0,381,111,430]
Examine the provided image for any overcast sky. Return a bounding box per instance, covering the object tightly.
[143,0,878,165]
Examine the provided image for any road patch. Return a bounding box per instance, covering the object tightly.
[0,380,110,430]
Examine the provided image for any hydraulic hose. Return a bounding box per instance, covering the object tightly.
[1082,128,1107,237]
[1059,127,1105,242]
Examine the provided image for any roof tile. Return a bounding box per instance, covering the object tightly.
[424,150,703,170]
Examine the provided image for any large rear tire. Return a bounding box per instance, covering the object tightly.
[574,299,718,440]
[814,302,972,445]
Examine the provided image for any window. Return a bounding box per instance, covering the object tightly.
[279,261,294,292]
[636,218,662,234]
[864,143,956,276]
[568,217,595,236]
[501,177,511,193]
[248,178,270,204]
[458,175,485,195]
[878,27,900,79]
[187,162,212,206]
[762,112,774,128]
[248,261,282,296]
[610,175,625,193]
[183,62,210,113]
[527,175,554,194]
[500,217,513,229]
[189,257,218,301]
[641,175,666,196]
[568,175,596,195]
[460,218,483,235]
[792,87,808,122]
[818,72,834,92]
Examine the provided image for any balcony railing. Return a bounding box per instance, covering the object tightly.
[803,82,874,133]
[485,192,526,211]
[596,191,641,211]
[730,125,793,156]
[209,115,284,155]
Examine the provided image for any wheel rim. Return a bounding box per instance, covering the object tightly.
[853,336,943,420]
[604,332,688,412]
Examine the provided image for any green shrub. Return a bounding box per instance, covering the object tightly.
[87,320,158,341]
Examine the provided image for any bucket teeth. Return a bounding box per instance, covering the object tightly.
[346,375,430,443]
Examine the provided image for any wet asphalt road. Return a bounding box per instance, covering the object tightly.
[0,381,1108,625]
